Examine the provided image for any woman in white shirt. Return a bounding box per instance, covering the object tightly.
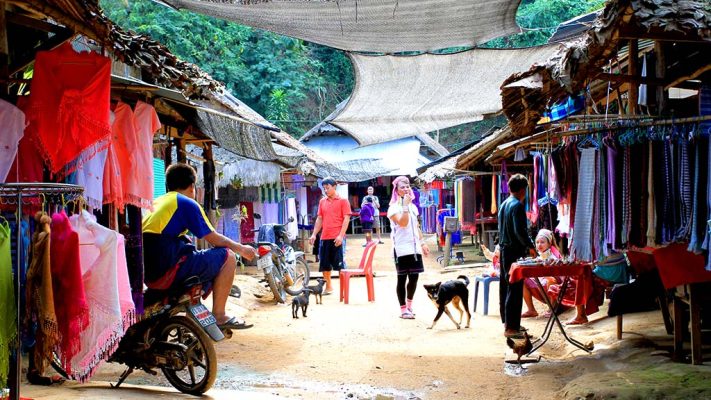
[388,176,430,319]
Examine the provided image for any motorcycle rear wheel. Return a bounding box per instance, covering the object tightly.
[265,270,286,303]
[159,316,217,395]
[284,257,310,296]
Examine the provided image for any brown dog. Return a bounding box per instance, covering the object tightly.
[423,275,472,329]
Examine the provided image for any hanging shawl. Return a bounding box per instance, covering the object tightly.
[28,43,111,176]
[621,146,631,246]
[605,143,617,251]
[70,210,133,381]
[0,221,17,387]
[689,136,709,253]
[675,135,692,241]
[25,212,59,374]
[646,141,658,246]
[570,148,596,262]
[490,175,498,214]
[50,211,89,372]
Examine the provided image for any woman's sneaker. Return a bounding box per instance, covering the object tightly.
[400,310,415,319]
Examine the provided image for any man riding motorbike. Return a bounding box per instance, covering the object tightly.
[142,163,257,330]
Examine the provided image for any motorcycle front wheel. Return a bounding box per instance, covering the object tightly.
[159,316,217,396]
[284,257,310,296]
[265,270,286,303]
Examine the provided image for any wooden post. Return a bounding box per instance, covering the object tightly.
[628,40,639,116]
[176,137,186,163]
[654,41,667,115]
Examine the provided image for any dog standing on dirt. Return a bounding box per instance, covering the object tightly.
[423,275,472,329]
[307,278,326,304]
[292,289,311,319]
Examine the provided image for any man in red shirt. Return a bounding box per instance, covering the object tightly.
[309,177,352,294]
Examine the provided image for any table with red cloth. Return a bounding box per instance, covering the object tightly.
[509,262,595,354]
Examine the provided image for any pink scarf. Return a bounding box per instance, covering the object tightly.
[50,211,89,371]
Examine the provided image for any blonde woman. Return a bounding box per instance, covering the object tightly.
[388,176,429,319]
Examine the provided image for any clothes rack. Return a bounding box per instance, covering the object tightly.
[0,183,84,400]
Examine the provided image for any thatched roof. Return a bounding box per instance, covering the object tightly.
[415,137,486,183]
[455,126,515,170]
[501,0,711,136]
[156,0,522,53]
[330,47,559,146]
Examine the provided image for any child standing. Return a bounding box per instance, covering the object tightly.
[360,197,376,245]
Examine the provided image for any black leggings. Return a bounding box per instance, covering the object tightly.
[396,273,419,306]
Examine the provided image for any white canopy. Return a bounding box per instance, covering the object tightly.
[330,46,560,144]
[157,0,522,53]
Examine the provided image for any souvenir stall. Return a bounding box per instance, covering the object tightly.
[490,0,711,362]
[0,1,286,398]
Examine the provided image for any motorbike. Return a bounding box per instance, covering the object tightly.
[52,276,224,396]
[253,215,310,303]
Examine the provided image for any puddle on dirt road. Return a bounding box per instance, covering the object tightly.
[216,364,423,399]
[503,362,530,377]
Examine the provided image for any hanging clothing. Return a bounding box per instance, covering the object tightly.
[4,97,44,186]
[570,148,596,262]
[103,104,136,210]
[50,211,89,372]
[675,136,692,241]
[70,210,133,381]
[605,143,617,250]
[25,212,59,375]
[689,137,709,253]
[0,99,26,182]
[646,141,657,246]
[621,147,631,246]
[0,221,16,387]
[490,175,498,214]
[74,149,108,210]
[28,43,111,175]
[125,101,161,209]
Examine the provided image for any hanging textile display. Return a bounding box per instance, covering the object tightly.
[153,158,167,199]
[125,101,162,209]
[570,148,596,262]
[675,135,692,241]
[25,212,59,375]
[103,103,135,210]
[69,211,134,381]
[620,146,631,246]
[5,97,45,186]
[0,98,25,183]
[72,149,108,210]
[50,211,89,372]
[490,175,498,214]
[0,220,16,387]
[259,181,282,203]
[28,42,111,175]
[689,136,709,253]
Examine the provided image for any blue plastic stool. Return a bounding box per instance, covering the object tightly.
[473,275,500,315]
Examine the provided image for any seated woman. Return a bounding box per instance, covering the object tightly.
[548,252,629,325]
[522,229,561,318]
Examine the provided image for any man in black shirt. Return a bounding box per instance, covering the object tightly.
[498,174,536,337]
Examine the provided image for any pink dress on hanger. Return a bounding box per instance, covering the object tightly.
[125,101,161,209]
[103,103,136,210]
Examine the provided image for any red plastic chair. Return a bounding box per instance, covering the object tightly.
[340,241,378,304]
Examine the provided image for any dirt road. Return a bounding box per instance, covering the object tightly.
[21,235,711,399]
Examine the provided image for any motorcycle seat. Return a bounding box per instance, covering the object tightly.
[144,275,203,307]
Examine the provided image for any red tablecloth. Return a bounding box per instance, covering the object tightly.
[627,244,711,289]
[509,263,594,306]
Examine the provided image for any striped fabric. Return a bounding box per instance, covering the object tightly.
[571,148,596,262]
[701,85,711,136]
[621,147,631,245]
[153,158,166,199]
[675,137,692,241]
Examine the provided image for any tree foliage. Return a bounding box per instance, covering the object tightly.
[101,0,352,136]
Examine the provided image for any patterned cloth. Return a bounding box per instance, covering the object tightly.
[675,136,692,241]
[689,137,709,253]
[570,148,596,262]
[621,146,631,245]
